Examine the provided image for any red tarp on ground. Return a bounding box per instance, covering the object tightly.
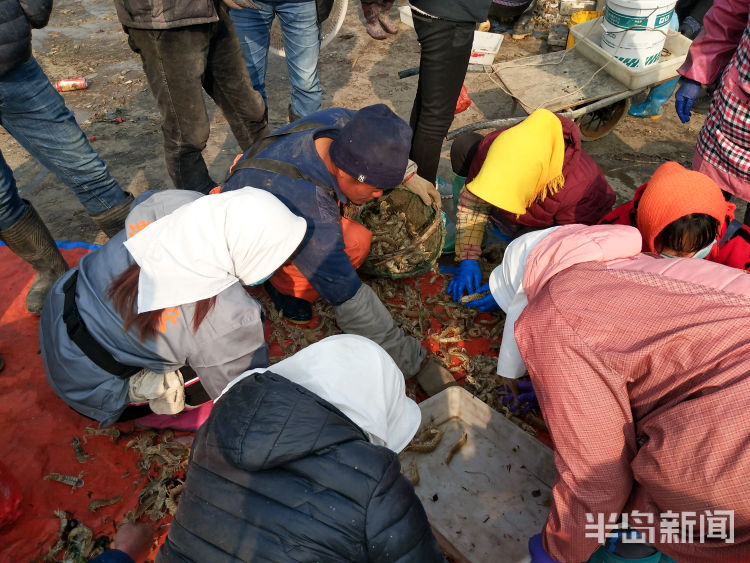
[0,243,548,561]
[0,243,159,562]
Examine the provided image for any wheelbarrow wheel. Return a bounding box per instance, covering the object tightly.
[575,98,630,142]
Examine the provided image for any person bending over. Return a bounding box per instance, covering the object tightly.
[447,108,615,303]
[157,335,445,562]
[600,160,750,271]
[40,188,305,430]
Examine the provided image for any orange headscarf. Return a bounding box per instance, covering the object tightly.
[636,161,734,253]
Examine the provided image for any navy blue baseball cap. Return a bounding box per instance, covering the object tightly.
[330,104,413,190]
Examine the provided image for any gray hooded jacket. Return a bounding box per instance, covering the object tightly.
[40,190,269,426]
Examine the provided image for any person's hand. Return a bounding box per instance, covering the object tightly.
[446,259,482,302]
[675,78,701,123]
[112,522,154,563]
[403,172,442,211]
[501,380,538,414]
[464,283,500,312]
[528,534,559,563]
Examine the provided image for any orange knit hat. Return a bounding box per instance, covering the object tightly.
[636,161,734,253]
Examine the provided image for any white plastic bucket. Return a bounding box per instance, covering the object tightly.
[599,0,676,68]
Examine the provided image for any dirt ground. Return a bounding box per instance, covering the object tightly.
[1,0,728,245]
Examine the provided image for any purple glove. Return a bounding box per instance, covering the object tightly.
[675,78,701,123]
[446,259,482,302]
[464,283,500,312]
[529,534,559,563]
[501,380,538,414]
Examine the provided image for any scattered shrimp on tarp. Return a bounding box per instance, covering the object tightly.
[72,437,90,464]
[44,471,84,491]
[88,494,123,512]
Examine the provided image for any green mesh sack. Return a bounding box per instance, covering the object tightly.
[354,188,446,279]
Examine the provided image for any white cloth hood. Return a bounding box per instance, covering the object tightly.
[489,227,561,379]
[221,334,422,453]
[489,224,642,379]
[124,187,307,312]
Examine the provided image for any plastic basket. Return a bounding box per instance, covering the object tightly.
[354,188,445,279]
[571,16,691,89]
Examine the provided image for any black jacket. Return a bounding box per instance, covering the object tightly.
[157,372,444,562]
[0,0,52,77]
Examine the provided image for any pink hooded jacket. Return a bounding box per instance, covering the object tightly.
[489,224,641,380]
[516,227,750,562]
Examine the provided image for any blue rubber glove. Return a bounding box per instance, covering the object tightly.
[446,259,482,302]
[464,283,501,312]
[675,79,701,123]
[529,534,559,563]
[501,380,538,414]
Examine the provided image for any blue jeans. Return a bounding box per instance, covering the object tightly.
[0,56,128,230]
[230,1,322,118]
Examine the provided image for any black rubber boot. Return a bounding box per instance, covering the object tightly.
[263,281,313,324]
[362,3,387,40]
[0,202,69,314]
[90,193,135,238]
[512,0,537,39]
[378,0,398,34]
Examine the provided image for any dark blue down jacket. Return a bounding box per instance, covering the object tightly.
[157,371,444,563]
[0,0,51,77]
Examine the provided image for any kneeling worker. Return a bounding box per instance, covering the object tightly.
[221,104,451,395]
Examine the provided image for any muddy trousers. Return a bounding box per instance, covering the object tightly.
[125,3,269,194]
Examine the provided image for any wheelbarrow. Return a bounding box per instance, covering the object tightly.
[448,17,692,142]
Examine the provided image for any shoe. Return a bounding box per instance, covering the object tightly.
[378,1,398,34]
[0,201,68,314]
[135,401,213,431]
[90,193,135,237]
[416,358,459,397]
[362,3,387,40]
[263,281,313,324]
[288,104,302,124]
[511,0,537,39]
[628,77,679,119]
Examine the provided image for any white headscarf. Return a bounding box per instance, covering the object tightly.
[124,187,307,313]
[221,334,422,453]
[489,227,561,379]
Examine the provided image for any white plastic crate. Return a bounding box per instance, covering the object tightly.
[398,5,413,27]
[470,30,504,65]
[570,16,692,90]
[399,386,554,563]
